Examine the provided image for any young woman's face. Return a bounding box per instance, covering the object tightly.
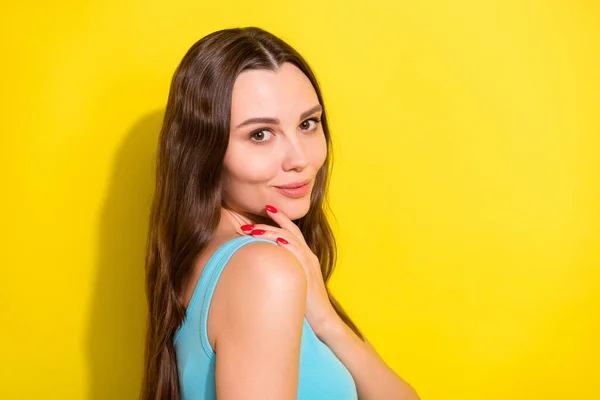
[222,62,327,222]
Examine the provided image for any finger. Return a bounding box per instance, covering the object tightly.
[248,226,292,245]
[265,205,303,239]
[239,224,285,236]
[253,229,297,249]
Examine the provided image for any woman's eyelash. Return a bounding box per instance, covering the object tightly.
[249,129,273,145]
[249,117,321,145]
[300,117,321,129]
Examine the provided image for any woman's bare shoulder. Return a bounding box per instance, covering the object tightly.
[209,239,307,337]
[211,240,307,398]
[221,240,306,300]
[235,240,303,274]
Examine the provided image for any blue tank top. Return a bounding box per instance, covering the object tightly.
[173,235,357,399]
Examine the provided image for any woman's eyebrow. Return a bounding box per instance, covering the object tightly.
[235,104,322,129]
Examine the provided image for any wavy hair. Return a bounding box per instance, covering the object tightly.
[141,26,363,399]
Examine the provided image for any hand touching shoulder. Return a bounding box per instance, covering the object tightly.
[212,241,307,400]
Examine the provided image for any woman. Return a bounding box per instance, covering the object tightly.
[141,26,420,400]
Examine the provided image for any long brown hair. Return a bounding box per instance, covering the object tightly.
[141,26,363,399]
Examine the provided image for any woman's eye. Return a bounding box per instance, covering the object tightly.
[250,118,320,144]
[250,129,272,144]
[299,117,321,131]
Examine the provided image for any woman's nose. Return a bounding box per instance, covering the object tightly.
[282,137,310,171]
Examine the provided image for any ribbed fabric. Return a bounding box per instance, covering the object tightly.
[173,235,357,399]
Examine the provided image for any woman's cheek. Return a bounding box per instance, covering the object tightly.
[311,134,328,169]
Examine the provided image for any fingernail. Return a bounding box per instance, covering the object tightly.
[241,224,254,231]
[266,205,277,213]
[251,229,265,235]
[276,237,288,244]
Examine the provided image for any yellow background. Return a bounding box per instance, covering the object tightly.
[1,1,599,399]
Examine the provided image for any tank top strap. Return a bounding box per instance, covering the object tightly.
[176,235,278,358]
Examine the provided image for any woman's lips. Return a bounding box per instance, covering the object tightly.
[274,182,311,198]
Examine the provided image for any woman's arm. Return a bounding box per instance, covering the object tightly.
[314,319,420,400]
[237,207,420,399]
[213,242,307,399]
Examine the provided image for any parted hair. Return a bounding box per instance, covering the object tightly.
[140,26,363,399]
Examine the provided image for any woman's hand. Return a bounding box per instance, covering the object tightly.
[240,204,339,337]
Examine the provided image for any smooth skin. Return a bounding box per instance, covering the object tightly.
[181,62,419,399]
[240,206,420,400]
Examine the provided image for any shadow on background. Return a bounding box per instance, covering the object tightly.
[87,110,164,399]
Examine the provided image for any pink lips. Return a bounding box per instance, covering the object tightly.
[274,181,311,199]
[275,179,311,189]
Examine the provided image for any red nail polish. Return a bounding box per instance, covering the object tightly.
[241,224,254,231]
[266,205,277,213]
[251,229,265,235]
[276,237,288,244]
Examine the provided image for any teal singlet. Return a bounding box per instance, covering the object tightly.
[173,235,357,399]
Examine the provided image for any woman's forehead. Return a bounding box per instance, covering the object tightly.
[230,63,318,122]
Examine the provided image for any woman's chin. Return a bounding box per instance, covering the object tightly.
[266,198,311,221]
